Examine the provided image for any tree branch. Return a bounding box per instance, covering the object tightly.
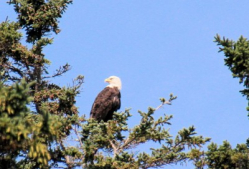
[155,100,171,111]
[155,94,177,111]
[109,140,118,157]
[73,126,84,151]
[43,64,71,79]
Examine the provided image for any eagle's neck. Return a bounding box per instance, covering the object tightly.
[107,84,121,91]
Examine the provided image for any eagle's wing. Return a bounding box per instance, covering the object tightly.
[90,87,120,122]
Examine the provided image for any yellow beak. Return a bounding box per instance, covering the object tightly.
[105,78,110,82]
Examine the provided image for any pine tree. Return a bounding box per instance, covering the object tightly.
[1,0,83,168]
[1,1,210,168]
[214,35,249,114]
[192,141,249,169]
[190,34,249,169]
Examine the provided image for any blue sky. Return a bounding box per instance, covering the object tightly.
[1,1,249,168]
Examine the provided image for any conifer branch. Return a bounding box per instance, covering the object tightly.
[43,64,71,79]
[155,94,177,111]
[109,140,118,156]
[155,100,171,111]
[119,136,137,151]
[73,126,84,150]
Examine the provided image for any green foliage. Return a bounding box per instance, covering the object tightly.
[0,79,32,168]
[0,20,21,56]
[0,79,66,168]
[214,34,249,112]
[189,34,249,169]
[8,0,73,43]
[1,0,84,168]
[190,141,249,169]
[194,141,249,169]
[81,95,211,169]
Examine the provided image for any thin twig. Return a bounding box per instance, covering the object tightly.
[43,64,71,79]
[155,100,171,111]
[119,136,137,151]
[73,126,84,150]
[73,126,85,163]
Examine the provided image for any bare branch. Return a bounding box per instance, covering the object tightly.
[43,64,71,79]
[155,94,177,111]
[5,16,8,22]
[155,100,172,111]
[119,136,136,152]
[109,140,118,157]
[73,126,84,152]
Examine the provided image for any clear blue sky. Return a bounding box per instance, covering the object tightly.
[1,1,249,168]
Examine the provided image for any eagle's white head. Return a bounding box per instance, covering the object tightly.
[105,76,122,90]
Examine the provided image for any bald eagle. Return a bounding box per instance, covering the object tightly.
[90,76,121,122]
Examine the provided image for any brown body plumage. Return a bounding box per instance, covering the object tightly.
[90,76,121,122]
